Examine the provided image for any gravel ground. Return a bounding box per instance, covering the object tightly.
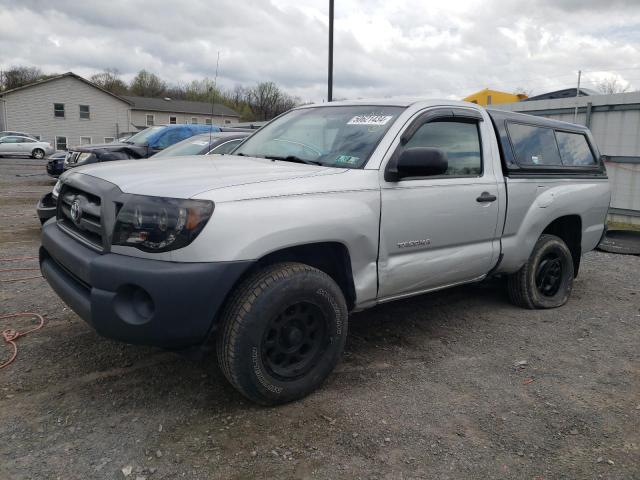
[1,155,639,480]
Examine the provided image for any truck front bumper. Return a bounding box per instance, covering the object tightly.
[40,222,252,348]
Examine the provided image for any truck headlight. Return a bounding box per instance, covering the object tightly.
[112,196,214,252]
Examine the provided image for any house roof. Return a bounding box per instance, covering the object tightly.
[524,88,599,101]
[123,95,240,117]
[0,72,133,105]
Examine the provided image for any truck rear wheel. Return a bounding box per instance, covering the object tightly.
[508,234,574,309]
[216,262,348,405]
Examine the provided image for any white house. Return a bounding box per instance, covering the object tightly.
[0,72,132,150]
[0,72,242,151]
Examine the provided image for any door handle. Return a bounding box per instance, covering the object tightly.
[476,192,497,203]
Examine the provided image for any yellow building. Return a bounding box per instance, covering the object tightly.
[463,88,528,106]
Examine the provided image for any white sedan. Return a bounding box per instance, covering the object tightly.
[0,135,54,159]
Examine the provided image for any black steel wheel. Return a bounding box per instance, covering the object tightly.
[262,301,329,380]
[508,234,574,309]
[217,262,348,405]
[535,252,563,297]
[32,148,45,159]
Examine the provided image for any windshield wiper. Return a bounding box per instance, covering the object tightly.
[264,155,322,166]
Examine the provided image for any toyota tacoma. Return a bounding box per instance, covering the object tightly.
[39,99,610,405]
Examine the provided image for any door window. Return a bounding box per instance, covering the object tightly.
[404,120,482,176]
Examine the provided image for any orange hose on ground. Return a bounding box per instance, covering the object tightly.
[0,313,45,369]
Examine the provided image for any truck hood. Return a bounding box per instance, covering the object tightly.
[67,155,347,199]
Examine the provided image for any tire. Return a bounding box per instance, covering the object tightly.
[216,262,348,405]
[508,234,575,309]
[32,149,45,159]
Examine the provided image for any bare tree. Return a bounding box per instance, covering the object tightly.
[514,86,533,98]
[90,68,128,95]
[0,66,44,91]
[246,82,299,121]
[129,70,167,97]
[596,77,630,95]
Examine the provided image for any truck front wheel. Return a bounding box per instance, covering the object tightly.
[508,234,574,309]
[216,262,348,405]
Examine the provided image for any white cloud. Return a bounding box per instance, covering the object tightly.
[1,0,639,101]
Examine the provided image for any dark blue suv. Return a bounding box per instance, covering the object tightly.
[63,124,221,171]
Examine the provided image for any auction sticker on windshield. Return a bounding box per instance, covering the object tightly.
[347,115,393,126]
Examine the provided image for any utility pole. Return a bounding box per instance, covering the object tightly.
[573,69,582,123]
[209,51,220,146]
[328,0,334,102]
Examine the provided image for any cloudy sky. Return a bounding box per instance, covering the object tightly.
[1,0,640,102]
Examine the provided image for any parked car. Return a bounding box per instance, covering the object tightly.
[0,130,37,139]
[45,152,67,178]
[62,124,222,171]
[152,132,250,158]
[0,135,53,159]
[39,99,610,405]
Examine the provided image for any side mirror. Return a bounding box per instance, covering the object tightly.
[386,147,448,181]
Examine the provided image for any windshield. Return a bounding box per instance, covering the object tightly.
[125,126,165,145]
[233,105,405,168]
[153,136,210,157]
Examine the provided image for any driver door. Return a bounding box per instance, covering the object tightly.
[378,108,501,300]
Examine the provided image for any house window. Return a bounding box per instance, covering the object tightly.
[146,114,155,126]
[54,103,65,118]
[55,136,67,150]
[169,116,177,124]
[32,134,41,140]
[487,95,492,105]
[79,105,90,119]
[104,137,115,143]
[225,120,231,124]
[80,136,92,145]
[191,117,198,124]
[205,118,212,125]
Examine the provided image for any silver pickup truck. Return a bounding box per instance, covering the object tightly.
[39,99,610,405]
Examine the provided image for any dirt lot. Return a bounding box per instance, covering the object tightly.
[1,155,639,480]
